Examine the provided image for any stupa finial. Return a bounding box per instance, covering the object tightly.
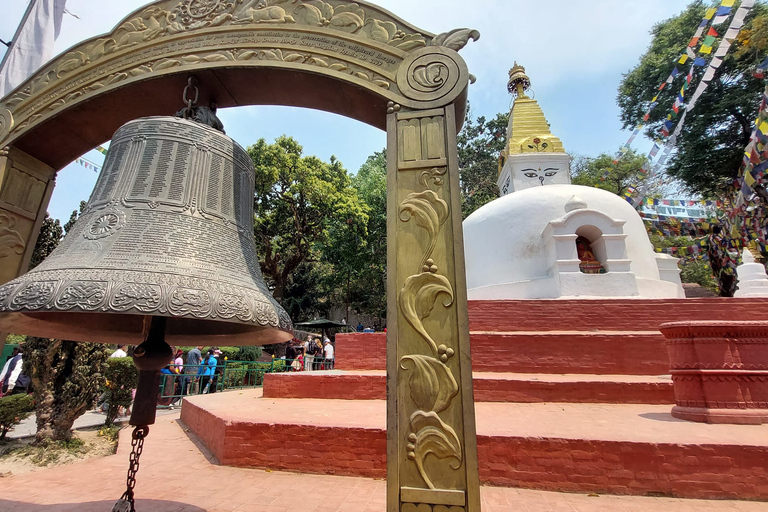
[507,62,531,98]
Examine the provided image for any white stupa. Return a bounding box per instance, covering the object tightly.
[463,64,684,300]
[735,248,768,297]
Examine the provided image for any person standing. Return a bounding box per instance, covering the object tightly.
[110,345,127,357]
[313,338,324,370]
[199,348,218,394]
[0,347,29,396]
[323,340,335,370]
[303,337,314,371]
[186,346,203,394]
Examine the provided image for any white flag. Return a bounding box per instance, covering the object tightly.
[0,0,66,98]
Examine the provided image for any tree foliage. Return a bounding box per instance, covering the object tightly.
[248,135,368,301]
[23,337,109,443]
[102,357,139,426]
[457,109,509,218]
[618,1,768,197]
[0,394,34,440]
[29,214,62,269]
[571,148,651,196]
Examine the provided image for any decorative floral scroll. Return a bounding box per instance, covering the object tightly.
[398,190,448,267]
[407,410,463,490]
[399,263,453,355]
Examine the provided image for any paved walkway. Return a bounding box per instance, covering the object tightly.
[0,412,766,511]
[8,408,180,439]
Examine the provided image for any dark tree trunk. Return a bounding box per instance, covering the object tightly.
[23,337,109,445]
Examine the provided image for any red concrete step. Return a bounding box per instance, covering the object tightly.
[263,370,675,404]
[181,389,768,500]
[467,298,768,332]
[336,331,670,375]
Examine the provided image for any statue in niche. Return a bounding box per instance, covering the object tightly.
[576,236,606,274]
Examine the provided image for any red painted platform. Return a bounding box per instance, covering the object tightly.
[181,298,768,501]
[181,389,768,500]
[337,298,768,374]
[263,370,675,404]
[336,332,670,374]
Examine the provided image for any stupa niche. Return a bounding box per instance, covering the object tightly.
[463,64,685,299]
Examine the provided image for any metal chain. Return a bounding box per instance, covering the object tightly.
[182,77,199,119]
[113,425,149,512]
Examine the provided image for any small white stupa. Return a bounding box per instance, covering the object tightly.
[463,64,684,300]
[735,247,768,297]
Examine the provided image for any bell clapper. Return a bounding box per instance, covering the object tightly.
[114,316,172,512]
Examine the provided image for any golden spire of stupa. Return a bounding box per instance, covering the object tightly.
[504,63,565,156]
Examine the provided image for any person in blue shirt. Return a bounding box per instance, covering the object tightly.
[198,348,218,394]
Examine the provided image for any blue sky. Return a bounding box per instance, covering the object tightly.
[0,0,695,221]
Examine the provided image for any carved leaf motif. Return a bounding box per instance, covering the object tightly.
[105,73,128,85]
[236,50,257,60]
[329,62,349,71]
[420,167,446,189]
[154,58,182,70]
[400,355,458,413]
[390,33,428,51]
[399,271,454,354]
[204,52,236,62]
[5,94,28,108]
[372,79,390,89]
[409,411,463,489]
[258,49,284,61]
[284,53,308,63]
[361,18,396,43]
[430,28,481,51]
[292,3,328,26]
[129,65,153,77]
[0,213,25,259]
[329,10,365,33]
[309,57,330,67]
[398,190,449,266]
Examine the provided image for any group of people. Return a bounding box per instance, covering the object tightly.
[284,336,335,371]
[110,344,223,403]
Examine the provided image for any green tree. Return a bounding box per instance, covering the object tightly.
[618,1,768,197]
[650,233,718,290]
[248,135,368,301]
[571,148,651,196]
[457,109,509,219]
[345,151,387,320]
[23,337,109,443]
[28,213,62,269]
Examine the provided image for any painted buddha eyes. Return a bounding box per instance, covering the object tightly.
[522,168,559,178]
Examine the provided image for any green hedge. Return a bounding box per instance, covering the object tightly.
[102,357,139,426]
[0,394,34,440]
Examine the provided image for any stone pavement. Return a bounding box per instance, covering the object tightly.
[7,408,180,439]
[0,412,766,511]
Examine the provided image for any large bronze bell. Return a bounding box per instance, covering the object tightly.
[0,115,293,346]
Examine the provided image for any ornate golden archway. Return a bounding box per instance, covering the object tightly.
[0,1,480,510]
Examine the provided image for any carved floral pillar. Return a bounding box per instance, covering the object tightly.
[0,146,56,353]
[387,103,481,512]
[0,147,56,284]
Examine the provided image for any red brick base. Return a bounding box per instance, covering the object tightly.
[263,372,675,404]
[180,399,768,500]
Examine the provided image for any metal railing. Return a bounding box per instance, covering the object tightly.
[155,357,335,408]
